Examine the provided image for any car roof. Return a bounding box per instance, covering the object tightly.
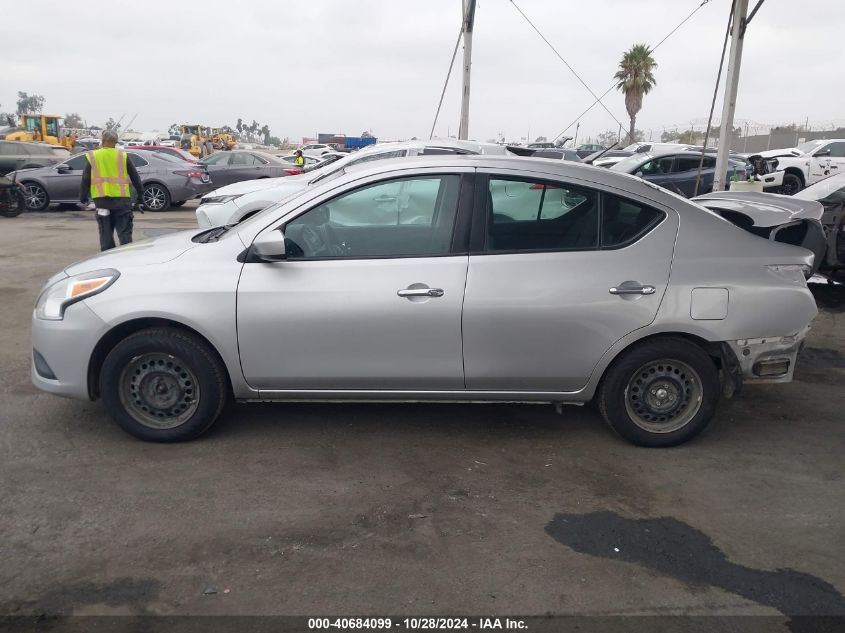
[354,138,509,156]
[339,153,688,202]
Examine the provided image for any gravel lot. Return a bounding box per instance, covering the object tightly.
[1,204,843,628]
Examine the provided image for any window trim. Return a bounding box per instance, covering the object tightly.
[277,172,474,262]
[470,172,666,255]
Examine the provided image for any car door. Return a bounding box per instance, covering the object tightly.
[225,152,264,185]
[0,142,20,174]
[237,171,471,391]
[809,142,845,182]
[637,156,675,191]
[462,171,677,392]
[202,152,233,186]
[43,153,89,201]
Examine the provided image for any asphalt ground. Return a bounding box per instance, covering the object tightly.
[1,202,843,631]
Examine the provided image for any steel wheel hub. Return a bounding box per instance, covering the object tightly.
[119,353,199,429]
[624,359,703,433]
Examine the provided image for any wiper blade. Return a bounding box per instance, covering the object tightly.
[194,225,230,243]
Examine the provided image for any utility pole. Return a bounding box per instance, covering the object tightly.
[458,0,477,140]
[713,0,750,192]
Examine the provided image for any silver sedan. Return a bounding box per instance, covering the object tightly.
[31,156,817,446]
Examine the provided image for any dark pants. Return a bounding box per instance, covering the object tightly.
[96,209,133,251]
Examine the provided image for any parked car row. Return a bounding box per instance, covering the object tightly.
[9,150,213,211]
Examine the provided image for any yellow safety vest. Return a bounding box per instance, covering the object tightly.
[295,155,305,165]
[87,148,131,199]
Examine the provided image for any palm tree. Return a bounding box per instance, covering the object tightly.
[614,44,657,145]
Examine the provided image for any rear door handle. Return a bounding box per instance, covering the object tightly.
[609,284,656,295]
[397,287,444,298]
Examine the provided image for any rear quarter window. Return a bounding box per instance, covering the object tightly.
[600,194,665,248]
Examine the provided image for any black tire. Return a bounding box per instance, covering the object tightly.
[0,189,25,217]
[597,337,720,447]
[170,200,186,207]
[781,172,803,196]
[141,183,171,211]
[21,182,50,210]
[99,327,229,442]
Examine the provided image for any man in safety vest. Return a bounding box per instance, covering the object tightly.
[294,149,305,166]
[79,129,144,251]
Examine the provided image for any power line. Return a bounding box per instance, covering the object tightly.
[508,0,626,132]
[430,25,464,140]
[552,0,713,142]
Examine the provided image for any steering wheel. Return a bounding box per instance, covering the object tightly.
[299,223,330,257]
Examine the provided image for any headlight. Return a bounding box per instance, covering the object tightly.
[35,269,120,320]
[201,194,242,205]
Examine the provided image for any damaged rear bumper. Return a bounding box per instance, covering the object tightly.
[724,325,810,386]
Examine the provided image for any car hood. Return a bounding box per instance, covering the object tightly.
[64,229,201,275]
[208,173,309,197]
[692,191,824,227]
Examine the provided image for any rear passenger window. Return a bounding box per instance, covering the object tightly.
[601,194,664,248]
[486,178,599,252]
[128,153,148,168]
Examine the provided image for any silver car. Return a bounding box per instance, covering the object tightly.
[31,156,818,446]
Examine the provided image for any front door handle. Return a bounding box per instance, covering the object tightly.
[609,284,656,295]
[397,287,444,298]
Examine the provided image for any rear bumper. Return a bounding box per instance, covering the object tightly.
[725,325,810,384]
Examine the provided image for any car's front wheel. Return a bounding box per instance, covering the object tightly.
[99,327,228,442]
[781,172,803,196]
[598,337,720,447]
[142,183,171,211]
[21,182,50,210]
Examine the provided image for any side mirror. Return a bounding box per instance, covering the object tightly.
[250,229,286,262]
[57,164,71,173]
[814,149,831,157]
[635,171,644,178]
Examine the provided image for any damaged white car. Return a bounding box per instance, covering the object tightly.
[747,139,845,195]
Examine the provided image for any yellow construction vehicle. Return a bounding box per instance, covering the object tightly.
[210,129,236,151]
[179,124,214,157]
[3,114,76,149]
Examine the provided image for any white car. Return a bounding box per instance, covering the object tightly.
[197,139,513,228]
[751,139,845,195]
[298,143,335,158]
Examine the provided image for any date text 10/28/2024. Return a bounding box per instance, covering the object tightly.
[308,618,528,630]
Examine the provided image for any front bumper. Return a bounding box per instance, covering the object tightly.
[725,325,810,384]
[31,301,109,400]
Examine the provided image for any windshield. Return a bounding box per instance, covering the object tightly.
[610,154,650,172]
[794,172,845,203]
[797,140,825,155]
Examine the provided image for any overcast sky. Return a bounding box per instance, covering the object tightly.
[2,0,843,143]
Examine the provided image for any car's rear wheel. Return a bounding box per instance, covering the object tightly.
[142,183,171,211]
[598,337,720,447]
[21,182,50,210]
[99,328,228,442]
[781,172,803,196]
[170,200,186,207]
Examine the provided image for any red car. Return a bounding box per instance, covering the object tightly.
[128,145,199,164]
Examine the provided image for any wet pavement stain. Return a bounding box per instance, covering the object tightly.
[3,577,162,617]
[545,512,845,631]
[799,347,845,370]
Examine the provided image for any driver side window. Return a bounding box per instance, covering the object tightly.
[284,175,462,259]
